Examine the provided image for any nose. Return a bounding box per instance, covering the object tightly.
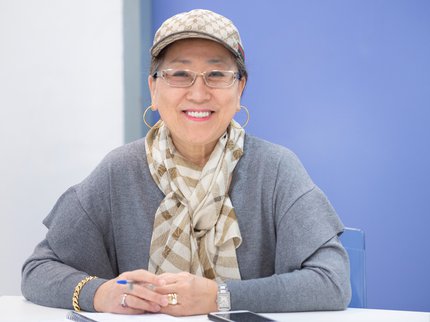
[186,74,211,102]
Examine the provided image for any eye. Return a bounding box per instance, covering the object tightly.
[207,70,226,78]
[171,70,192,78]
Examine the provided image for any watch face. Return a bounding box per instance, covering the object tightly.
[218,293,231,310]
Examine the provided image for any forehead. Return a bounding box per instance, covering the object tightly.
[162,38,236,66]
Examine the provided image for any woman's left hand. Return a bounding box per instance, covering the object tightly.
[154,272,218,316]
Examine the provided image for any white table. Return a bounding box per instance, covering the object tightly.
[0,296,429,322]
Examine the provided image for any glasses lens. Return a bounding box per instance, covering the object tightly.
[159,69,237,88]
[205,70,235,88]
[163,69,195,87]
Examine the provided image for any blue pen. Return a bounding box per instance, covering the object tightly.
[117,279,155,291]
[117,279,135,290]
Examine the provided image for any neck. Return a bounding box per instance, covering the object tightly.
[171,138,217,168]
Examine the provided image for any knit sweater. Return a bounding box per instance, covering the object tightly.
[21,134,351,312]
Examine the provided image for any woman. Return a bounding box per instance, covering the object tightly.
[22,9,351,316]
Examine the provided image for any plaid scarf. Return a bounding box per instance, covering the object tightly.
[145,120,244,281]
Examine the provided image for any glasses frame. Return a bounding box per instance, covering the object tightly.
[153,68,242,88]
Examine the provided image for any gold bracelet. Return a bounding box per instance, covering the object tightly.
[72,276,97,312]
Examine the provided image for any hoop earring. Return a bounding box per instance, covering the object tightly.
[232,105,250,129]
[143,105,157,129]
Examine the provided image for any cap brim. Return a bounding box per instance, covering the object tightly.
[151,31,240,59]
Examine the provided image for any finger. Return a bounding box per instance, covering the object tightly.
[158,271,190,279]
[114,293,145,315]
[156,273,187,284]
[121,269,166,286]
[118,305,145,315]
[154,284,178,295]
[159,304,185,317]
[156,272,175,280]
[128,283,169,307]
[120,293,162,313]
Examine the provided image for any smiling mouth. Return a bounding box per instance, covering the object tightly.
[184,110,213,119]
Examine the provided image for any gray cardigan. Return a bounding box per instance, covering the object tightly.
[21,134,351,312]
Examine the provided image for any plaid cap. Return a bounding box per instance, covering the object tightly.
[151,9,245,62]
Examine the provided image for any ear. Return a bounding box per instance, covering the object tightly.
[238,78,246,97]
[148,75,158,110]
[236,78,246,111]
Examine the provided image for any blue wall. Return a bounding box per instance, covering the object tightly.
[149,0,430,312]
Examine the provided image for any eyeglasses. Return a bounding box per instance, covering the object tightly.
[153,69,241,88]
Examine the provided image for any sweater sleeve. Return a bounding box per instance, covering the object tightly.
[21,160,117,311]
[227,139,351,312]
[227,188,351,312]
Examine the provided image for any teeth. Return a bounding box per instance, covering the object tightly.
[186,111,211,118]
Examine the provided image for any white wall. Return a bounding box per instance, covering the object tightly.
[0,0,124,295]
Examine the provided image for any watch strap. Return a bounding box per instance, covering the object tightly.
[217,283,231,311]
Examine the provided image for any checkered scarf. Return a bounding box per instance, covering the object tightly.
[145,120,244,281]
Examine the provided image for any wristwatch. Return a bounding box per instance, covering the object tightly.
[217,283,231,311]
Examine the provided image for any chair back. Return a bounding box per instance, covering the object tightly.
[339,227,367,308]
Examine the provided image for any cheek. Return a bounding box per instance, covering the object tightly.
[151,80,173,105]
[151,88,171,110]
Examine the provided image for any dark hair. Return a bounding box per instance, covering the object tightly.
[149,46,248,82]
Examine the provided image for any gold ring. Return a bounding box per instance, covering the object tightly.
[167,293,178,305]
[120,293,128,308]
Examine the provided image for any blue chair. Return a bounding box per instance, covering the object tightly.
[339,227,367,308]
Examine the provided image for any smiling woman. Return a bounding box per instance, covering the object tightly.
[148,38,245,166]
[21,9,351,317]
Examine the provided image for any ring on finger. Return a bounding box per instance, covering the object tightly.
[120,293,128,308]
[167,293,178,305]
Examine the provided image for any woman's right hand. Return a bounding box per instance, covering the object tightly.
[93,269,169,314]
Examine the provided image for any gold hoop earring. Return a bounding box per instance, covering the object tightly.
[231,105,250,129]
[143,105,157,129]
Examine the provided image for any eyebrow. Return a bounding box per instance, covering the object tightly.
[207,58,229,64]
[170,58,191,64]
